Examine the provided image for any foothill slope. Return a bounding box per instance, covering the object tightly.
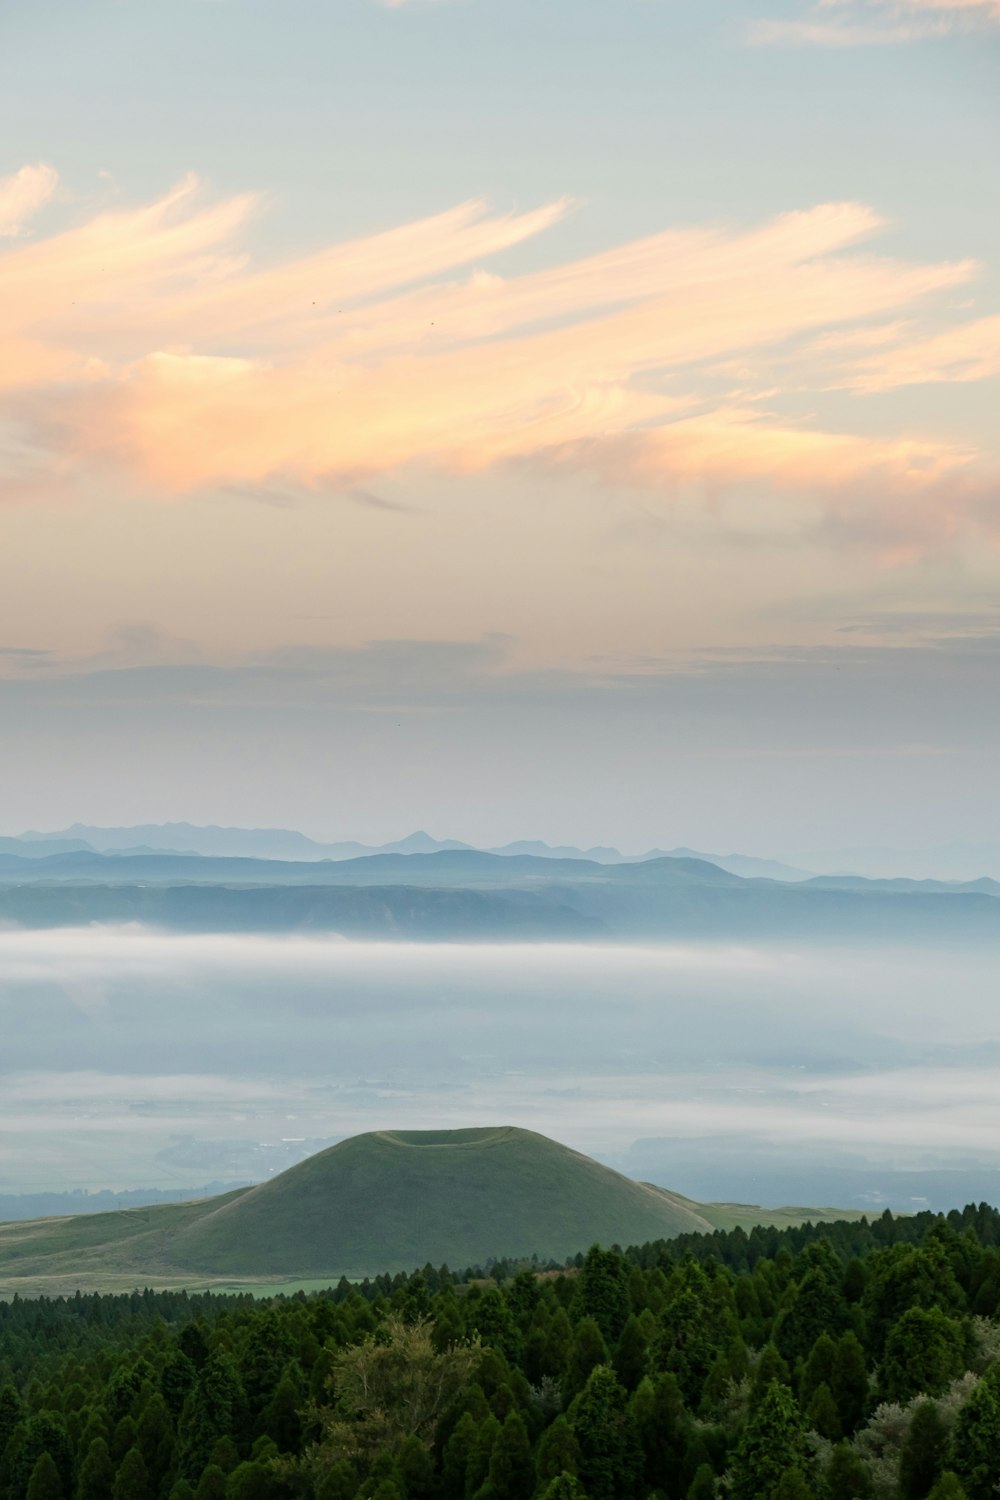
[0,1126,863,1297]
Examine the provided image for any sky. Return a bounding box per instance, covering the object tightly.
[2,0,999,853]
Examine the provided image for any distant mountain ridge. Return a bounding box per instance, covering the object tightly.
[14,822,475,862]
[0,845,998,941]
[0,1184,249,1223]
[11,823,810,879]
[794,841,1000,883]
[16,825,1000,882]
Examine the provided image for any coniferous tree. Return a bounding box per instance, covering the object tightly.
[568,1365,642,1500]
[565,1319,609,1400]
[469,1292,522,1364]
[430,1299,465,1355]
[240,1317,291,1421]
[178,1355,246,1481]
[750,1345,792,1410]
[728,1381,808,1500]
[474,1409,533,1500]
[105,1368,143,1427]
[612,1315,649,1392]
[223,1461,287,1500]
[774,1264,847,1366]
[773,1468,814,1500]
[539,1308,573,1384]
[162,1353,197,1420]
[193,1466,227,1500]
[948,1372,1000,1500]
[0,1383,24,1457]
[464,1413,502,1500]
[136,1393,174,1489]
[537,1477,589,1500]
[798,1334,836,1409]
[828,1332,868,1434]
[76,1435,115,1500]
[366,1479,404,1500]
[113,1415,139,1464]
[841,1259,866,1306]
[13,1414,73,1500]
[523,1311,555,1387]
[899,1400,949,1500]
[208,1436,240,1475]
[396,1434,434,1500]
[880,1308,966,1404]
[439,1412,477,1500]
[630,1370,689,1494]
[652,1263,726,1408]
[576,1248,630,1344]
[824,1440,871,1500]
[26,1454,64,1500]
[179,1325,210,1371]
[862,1246,965,1359]
[685,1464,715,1500]
[112,1445,152,1500]
[534,1415,581,1489]
[804,1382,841,1441]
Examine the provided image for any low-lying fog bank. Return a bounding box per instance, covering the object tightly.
[1,928,997,1213]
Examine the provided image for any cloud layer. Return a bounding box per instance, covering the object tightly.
[3,931,1000,1192]
[1,167,996,542]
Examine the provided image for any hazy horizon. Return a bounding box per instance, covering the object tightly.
[12,817,1000,882]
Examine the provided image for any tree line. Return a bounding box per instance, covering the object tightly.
[1,1202,999,1500]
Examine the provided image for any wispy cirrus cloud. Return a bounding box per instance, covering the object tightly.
[750,0,1000,46]
[845,314,1000,391]
[0,167,995,550]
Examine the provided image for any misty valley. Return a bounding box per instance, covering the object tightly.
[0,921,997,1214]
[5,0,1000,1491]
[1,835,998,1500]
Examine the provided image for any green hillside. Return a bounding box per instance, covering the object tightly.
[0,1126,865,1297]
[164,1127,712,1276]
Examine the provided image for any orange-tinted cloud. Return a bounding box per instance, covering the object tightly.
[0,170,993,524]
[846,315,1000,391]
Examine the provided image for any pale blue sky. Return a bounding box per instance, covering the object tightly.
[1,0,998,850]
[5,1,998,256]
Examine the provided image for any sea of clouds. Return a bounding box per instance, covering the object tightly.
[1,928,998,1206]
